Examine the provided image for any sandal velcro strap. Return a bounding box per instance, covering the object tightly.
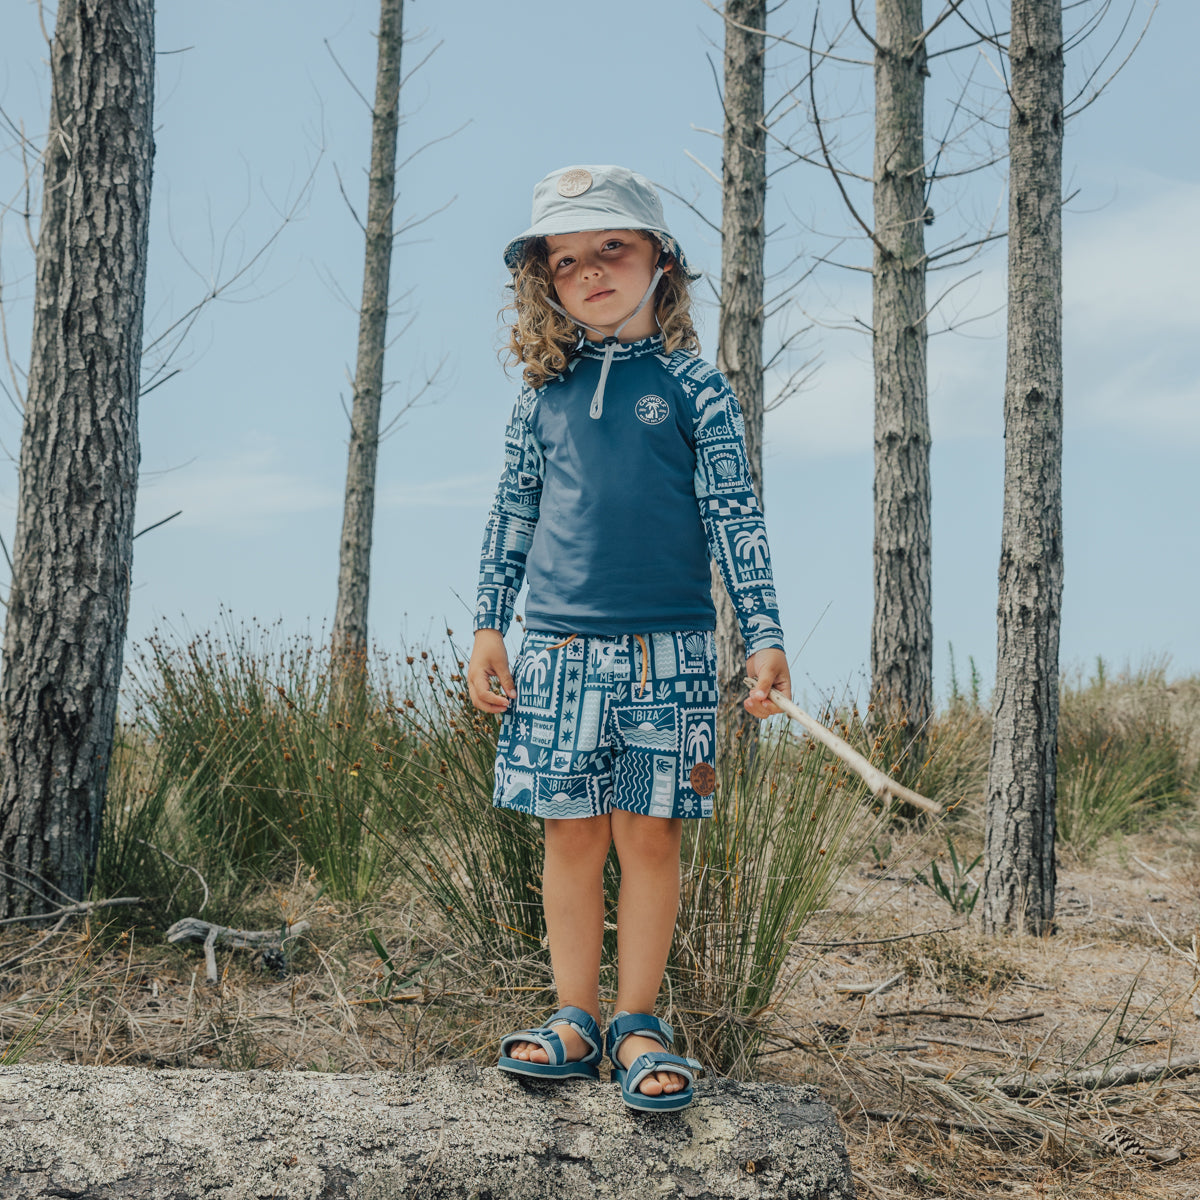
[623,1052,703,1096]
[604,1011,673,1061]
[498,1005,603,1074]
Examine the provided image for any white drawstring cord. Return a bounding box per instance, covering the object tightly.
[545,266,664,419]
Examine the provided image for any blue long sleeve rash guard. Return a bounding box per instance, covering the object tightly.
[474,333,785,656]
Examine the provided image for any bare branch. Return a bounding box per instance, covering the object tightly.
[394,118,471,174]
[378,354,449,442]
[929,302,1004,336]
[0,897,144,972]
[947,3,1008,53]
[324,38,373,114]
[1065,1,1157,120]
[139,367,181,398]
[133,510,183,540]
[1064,0,1115,53]
[913,0,973,54]
[392,194,456,241]
[699,0,870,66]
[807,9,885,257]
[139,156,321,391]
[912,270,981,328]
[768,125,874,183]
[135,837,210,914]
[333,162,366,232]
[925,229,1007,268]
[848,0,883,57]
[684,148,720,187]
[654,180,720,236]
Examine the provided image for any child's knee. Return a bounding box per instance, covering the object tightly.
[612,812,683,863]
[544,814,612,862]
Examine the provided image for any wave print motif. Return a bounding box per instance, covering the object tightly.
[534,775,597,818]
[614,708,677,751]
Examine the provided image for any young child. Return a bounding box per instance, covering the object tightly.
[467,165,790,1112]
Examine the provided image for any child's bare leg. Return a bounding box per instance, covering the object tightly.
[508,813,611,1064]
[610,810,685,1095]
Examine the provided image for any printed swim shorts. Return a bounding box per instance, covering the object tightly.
[493,630,720,820]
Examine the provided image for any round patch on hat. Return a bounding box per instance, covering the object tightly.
[557,168,593,198]
[690,762,717,796]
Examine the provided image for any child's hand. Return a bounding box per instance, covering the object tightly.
[744,648,791,720]
[468,629,517,714]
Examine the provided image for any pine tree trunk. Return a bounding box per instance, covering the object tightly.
[870,0,932,746]
[713,0,767,747]
[981,0,1064,936]
[332,0,404,674]
[0,0,155,917]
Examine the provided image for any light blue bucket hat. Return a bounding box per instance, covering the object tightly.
[504,165,700,419]
[503,164,700,281]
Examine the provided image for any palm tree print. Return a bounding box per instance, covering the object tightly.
[734,526,770,569]
[522,649,552,690]
[685,721,711,763]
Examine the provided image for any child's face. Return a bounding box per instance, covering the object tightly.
[544,229,669,342]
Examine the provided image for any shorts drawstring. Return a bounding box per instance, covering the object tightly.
[633,634,649,698]
[545,632,649,698]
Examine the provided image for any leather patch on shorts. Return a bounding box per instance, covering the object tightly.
[689,763,716,796]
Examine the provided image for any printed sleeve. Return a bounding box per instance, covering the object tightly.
[474,387,543,635]
[691,371,786,656]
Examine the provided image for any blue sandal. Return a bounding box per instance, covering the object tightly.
[498,1005,603,1081]
[605,1012,704,1112]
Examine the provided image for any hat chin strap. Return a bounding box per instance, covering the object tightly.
[546,267,664,419]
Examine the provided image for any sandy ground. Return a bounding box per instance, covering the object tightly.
[757,823,1200,1198]
[2,820,1197,1198]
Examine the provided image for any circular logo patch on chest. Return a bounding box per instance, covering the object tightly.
[635,394,669,425]
[690,762,717,796]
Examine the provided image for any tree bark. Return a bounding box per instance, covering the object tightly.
[713,0,767,748]
[870,0,932,745]
[0,0,155,917]
[0,1061,857,1199]
[981,0,1064,936]
[332,0,404,670]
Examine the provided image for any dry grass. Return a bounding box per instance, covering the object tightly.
[755,814,1200,1198]
[2,657,1198,1196]
[4,815,1198,1196]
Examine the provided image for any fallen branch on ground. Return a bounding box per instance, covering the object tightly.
[165,917,312,984]
[876,1006,1044,1024]
[995,1054,1200,1096]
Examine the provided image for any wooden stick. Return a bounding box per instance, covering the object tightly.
[877,1007,1044,1023]
[995,1054,1200,1096]
[746,680,942,815]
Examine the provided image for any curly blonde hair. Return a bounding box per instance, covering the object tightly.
[504,232,699,390]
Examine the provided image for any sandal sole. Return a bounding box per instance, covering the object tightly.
[612,1068,695,1111]
[498,1057,600,1081]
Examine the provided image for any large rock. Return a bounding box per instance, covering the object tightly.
[0,1060,855,1199]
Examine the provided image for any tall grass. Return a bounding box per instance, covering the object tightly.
[909,656,1197,854]
[113,614,420,906]
[92,622,1198,1087]
[669,730,882,1074]
[1056,659,1193,855]
[381,637,549,957]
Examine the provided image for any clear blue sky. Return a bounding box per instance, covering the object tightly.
[1,0,1194,707]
